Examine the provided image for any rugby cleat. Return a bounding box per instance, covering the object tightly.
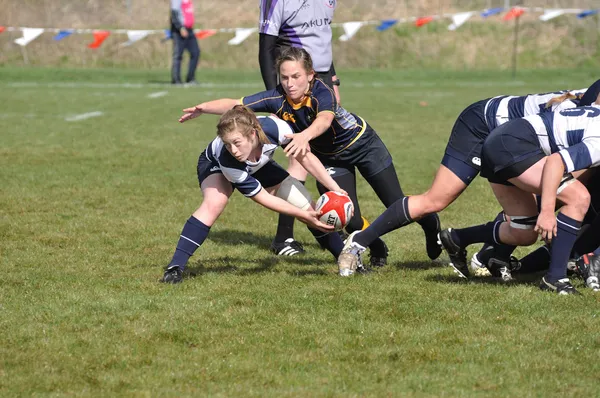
[271,238,305,256]
[160,265,183,284]
[470,251,493,277]
[539,277,581,295]
[438,228,469,278]
[487,256,521,283]
[337,231,366,277]
[369,239,389,268]
[424,213,443,260]
[575,254,600,292]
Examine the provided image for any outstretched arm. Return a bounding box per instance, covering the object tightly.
[251,189,334,232]
[179,98,242,123]
[283,112,335,157]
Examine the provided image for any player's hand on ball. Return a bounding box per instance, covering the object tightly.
[179,105,204,123]
[299,210,335,233]
[534,210,557,243]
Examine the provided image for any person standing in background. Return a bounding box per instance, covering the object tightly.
[258,0,343,256]
[170,0,200,85]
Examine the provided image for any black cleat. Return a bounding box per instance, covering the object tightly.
[160,265,183,284]
[438,228,469,278]
[369,239,389,268]
[271,238,305,256]
[539,277,581,295]
[487,256,521,282]
[424,213,443,260]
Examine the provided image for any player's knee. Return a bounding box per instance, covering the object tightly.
[421,192,451,214]
[276,176,312,210]
[560,183,591,218]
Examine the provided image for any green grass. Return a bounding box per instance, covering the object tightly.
[1,67,599,396]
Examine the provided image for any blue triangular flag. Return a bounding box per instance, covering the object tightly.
[376,19,398,31]
[577,9,598,19]
[164,29,172,40]
[481,8,503,18]
[53,30,73,41]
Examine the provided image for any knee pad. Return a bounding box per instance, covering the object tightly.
[276,176,312,210]
[508,215,538,230]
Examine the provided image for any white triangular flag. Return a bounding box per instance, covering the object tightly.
[121,30,152,46]
[228,28,256,45]
[14,28,45,46]
[448,11,474,31]
[339,22,363,42]
[539,9,565,21]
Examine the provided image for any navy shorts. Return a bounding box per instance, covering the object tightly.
[197,151,289,190]
[480,119,545,184]
[442,99,490,184]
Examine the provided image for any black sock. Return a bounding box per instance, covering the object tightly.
[309,228,343,258]
[516,246,550,274]
[274,180,305,243]
[573,216,600,256]
[355,197,413,248]
[546,213,581,283]
[169,216,211,270]
[452,220,501,248]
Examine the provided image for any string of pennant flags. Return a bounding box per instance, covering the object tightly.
[0,6,598,49]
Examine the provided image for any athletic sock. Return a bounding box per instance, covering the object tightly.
[514,246,550,274]
[452,220,501,248]
[168,216,211,270]
[573,216,600,256]
[545,213,581,283]
[274,180,305,243]
[354,197,413,248]
[309,228,344,258]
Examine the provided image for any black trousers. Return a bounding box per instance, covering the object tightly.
[171,28,200,84]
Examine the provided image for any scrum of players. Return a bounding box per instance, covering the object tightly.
[166,45,600,295]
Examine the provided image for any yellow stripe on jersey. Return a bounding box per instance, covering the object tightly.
[285,95,312,110]
[243,94,286,108]
[312,116,367,155]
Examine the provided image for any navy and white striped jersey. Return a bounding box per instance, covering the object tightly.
[204,115,292,197]
[484,89,587,130]
[524,106,600,173]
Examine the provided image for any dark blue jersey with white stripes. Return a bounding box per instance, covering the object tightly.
[484,89,586,131]
[204,115,292,197]
[242,78,366,155]
[524,106,600,173]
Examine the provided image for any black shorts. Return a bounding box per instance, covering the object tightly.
[442,99,491,183]
[316,66,335,89]
[197,152,289,190]
[313,124,393,179]
[480,119,545,184]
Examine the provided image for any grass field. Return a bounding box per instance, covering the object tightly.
[1,66,600,396]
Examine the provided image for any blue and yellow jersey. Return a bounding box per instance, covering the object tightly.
[241,78,366,155]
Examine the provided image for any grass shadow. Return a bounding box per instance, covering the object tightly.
[207,229,323,251]
[424,273,540,287]
[390,259,447,271]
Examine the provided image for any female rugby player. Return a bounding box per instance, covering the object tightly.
[161,106,348,283]
[179,47,441,275]
[337,86,597,276]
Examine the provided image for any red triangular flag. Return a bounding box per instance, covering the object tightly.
[195,29,216,39]
[88,30,110,49]
[0,26,5,33]
[415,16,434,27]
[504,7,525,21]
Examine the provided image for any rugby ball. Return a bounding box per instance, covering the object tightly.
[315,191,353,231]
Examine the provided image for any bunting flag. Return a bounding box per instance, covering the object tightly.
[376,19,398,31]
[448,11,474,30]
[195,29,217,39]
[415,16,434,27]
[481,8,503,18]
[539,9,565,21]
[227,28,255,45]
[121,30,152,46]
[54,30,74,41]
[577,10,598,19]
[14,28,45,46]
[504,7,525,21]
[0,26,5,33]
[88,30,110,49]
[339,22,363,41]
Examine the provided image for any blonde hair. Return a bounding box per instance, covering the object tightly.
[276,47,316,93]
[545,91,584,109]
[216,105,270,145]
